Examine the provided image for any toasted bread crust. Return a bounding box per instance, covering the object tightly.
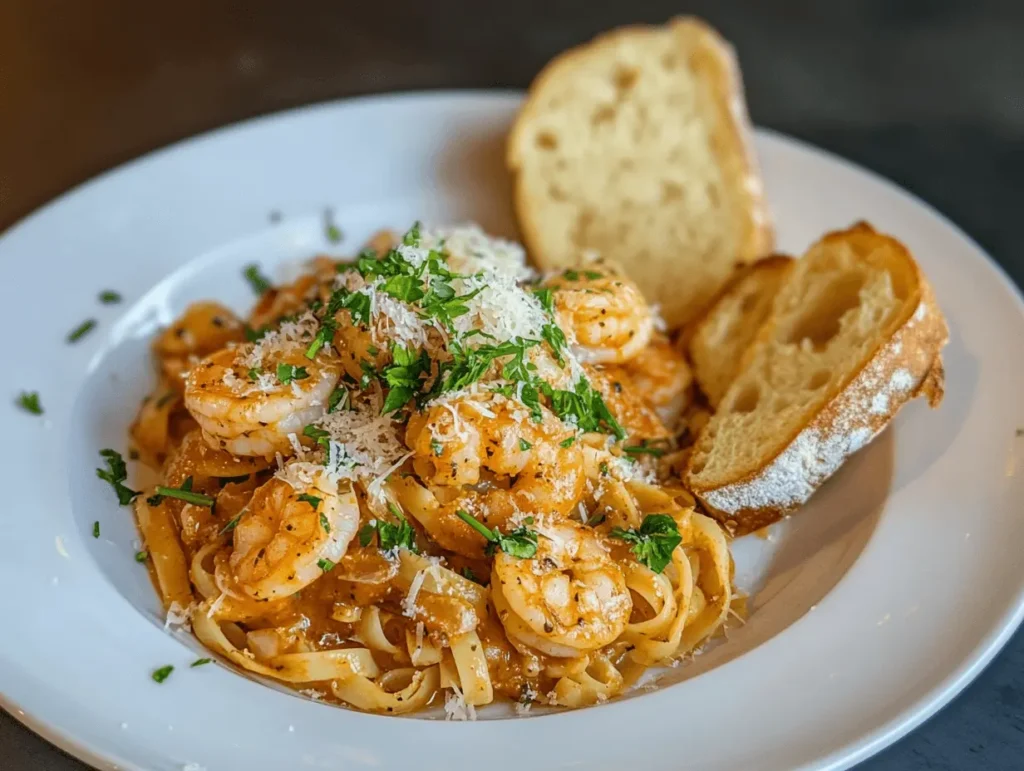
[507,17,773,326]
[687,224,949,535]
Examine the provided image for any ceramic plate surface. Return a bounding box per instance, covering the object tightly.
[2,92,1022,771]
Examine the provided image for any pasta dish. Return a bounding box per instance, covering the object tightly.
[125,224,734,716]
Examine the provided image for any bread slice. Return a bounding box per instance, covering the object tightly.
[507,17,773,329]
[685,223,948,535]
[689,255,793,407]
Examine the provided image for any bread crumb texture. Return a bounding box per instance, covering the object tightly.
[686,223,948,533]
[508,18,772,328]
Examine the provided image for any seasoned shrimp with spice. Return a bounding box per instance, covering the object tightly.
[543,260,654,365]
[618,334,693,429]
[154,302,246,388]
[402,392,585,557]
[491,517,632,658]
[226,470,360,601]
[248,257,337,331]
[183,315,343,458]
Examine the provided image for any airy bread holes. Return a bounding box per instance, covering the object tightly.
[739,290,760,314]
[548,184,567,202]
[535,131,559,150]
[781,273,865,350]
[591,105,617,126]
[807,369,831,390]
[661,180,683,203]
[614,66,639,92]
[729,382,761,414]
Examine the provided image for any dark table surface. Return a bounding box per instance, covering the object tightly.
[2,1,1023,768]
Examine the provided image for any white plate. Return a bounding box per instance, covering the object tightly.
[2,92,1022,771]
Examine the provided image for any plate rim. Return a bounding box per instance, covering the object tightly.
[1,88,1022,771]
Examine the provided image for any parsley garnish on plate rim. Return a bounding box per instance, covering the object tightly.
[67,319,97,343]
[16,391,42,415]
[151,665,174,684]
[96,449,139,505]
[243,264,272,295]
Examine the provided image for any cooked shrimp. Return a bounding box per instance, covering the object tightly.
[154,302,245,388]
[183,331,343,458]
[402,392,584,557]
[619,335,693,429]
[543,261,653,365]
[586,365,670,443]
[491,518,631,658]
[228,472,360,600]
[248,258,336,330]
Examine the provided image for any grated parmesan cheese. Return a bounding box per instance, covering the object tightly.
[443,683,478,721]
[402,567,428,618]
[165,601,195,631]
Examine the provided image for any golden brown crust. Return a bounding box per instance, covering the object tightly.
[686,224,950,535]
[507,17,774,325]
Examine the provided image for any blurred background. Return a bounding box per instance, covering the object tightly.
[1,0,1022,768]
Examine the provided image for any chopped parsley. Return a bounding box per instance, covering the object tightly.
[247,367,262,382]
[154,477,215,507]
[317,558,336,572]
[219,513,242,535]
[151,665,174,684]
[303,424,331,450]
[92,521,100,538]
[518,438,532,451]
[429,337,539,400]
[460,566,481,584]
[243,264,272,295]
[559,436,575,448]
[543,378,625,440]
[531,287,555,314]
[276,363,309,385]
[190,658,213,668]
[431,440,444,457]
[623,441,667,458]
[359,503,418,553]
[16,391,42,415]
[541,322,567,365]
[320,512,331,533]
[456,510,538,559]
[304,321,336,360]
[98,290,122,304]
[324,209,343,243]
[563,269,580,281]
[135,550,149,562]
[327,386,350,413]
[67,319,97,343]
[96,449,140,505]
[609,514,682,574]
[380,343,431,414]
[297,493,321,510]
[583,270,603,280]
[325,287,372,326]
